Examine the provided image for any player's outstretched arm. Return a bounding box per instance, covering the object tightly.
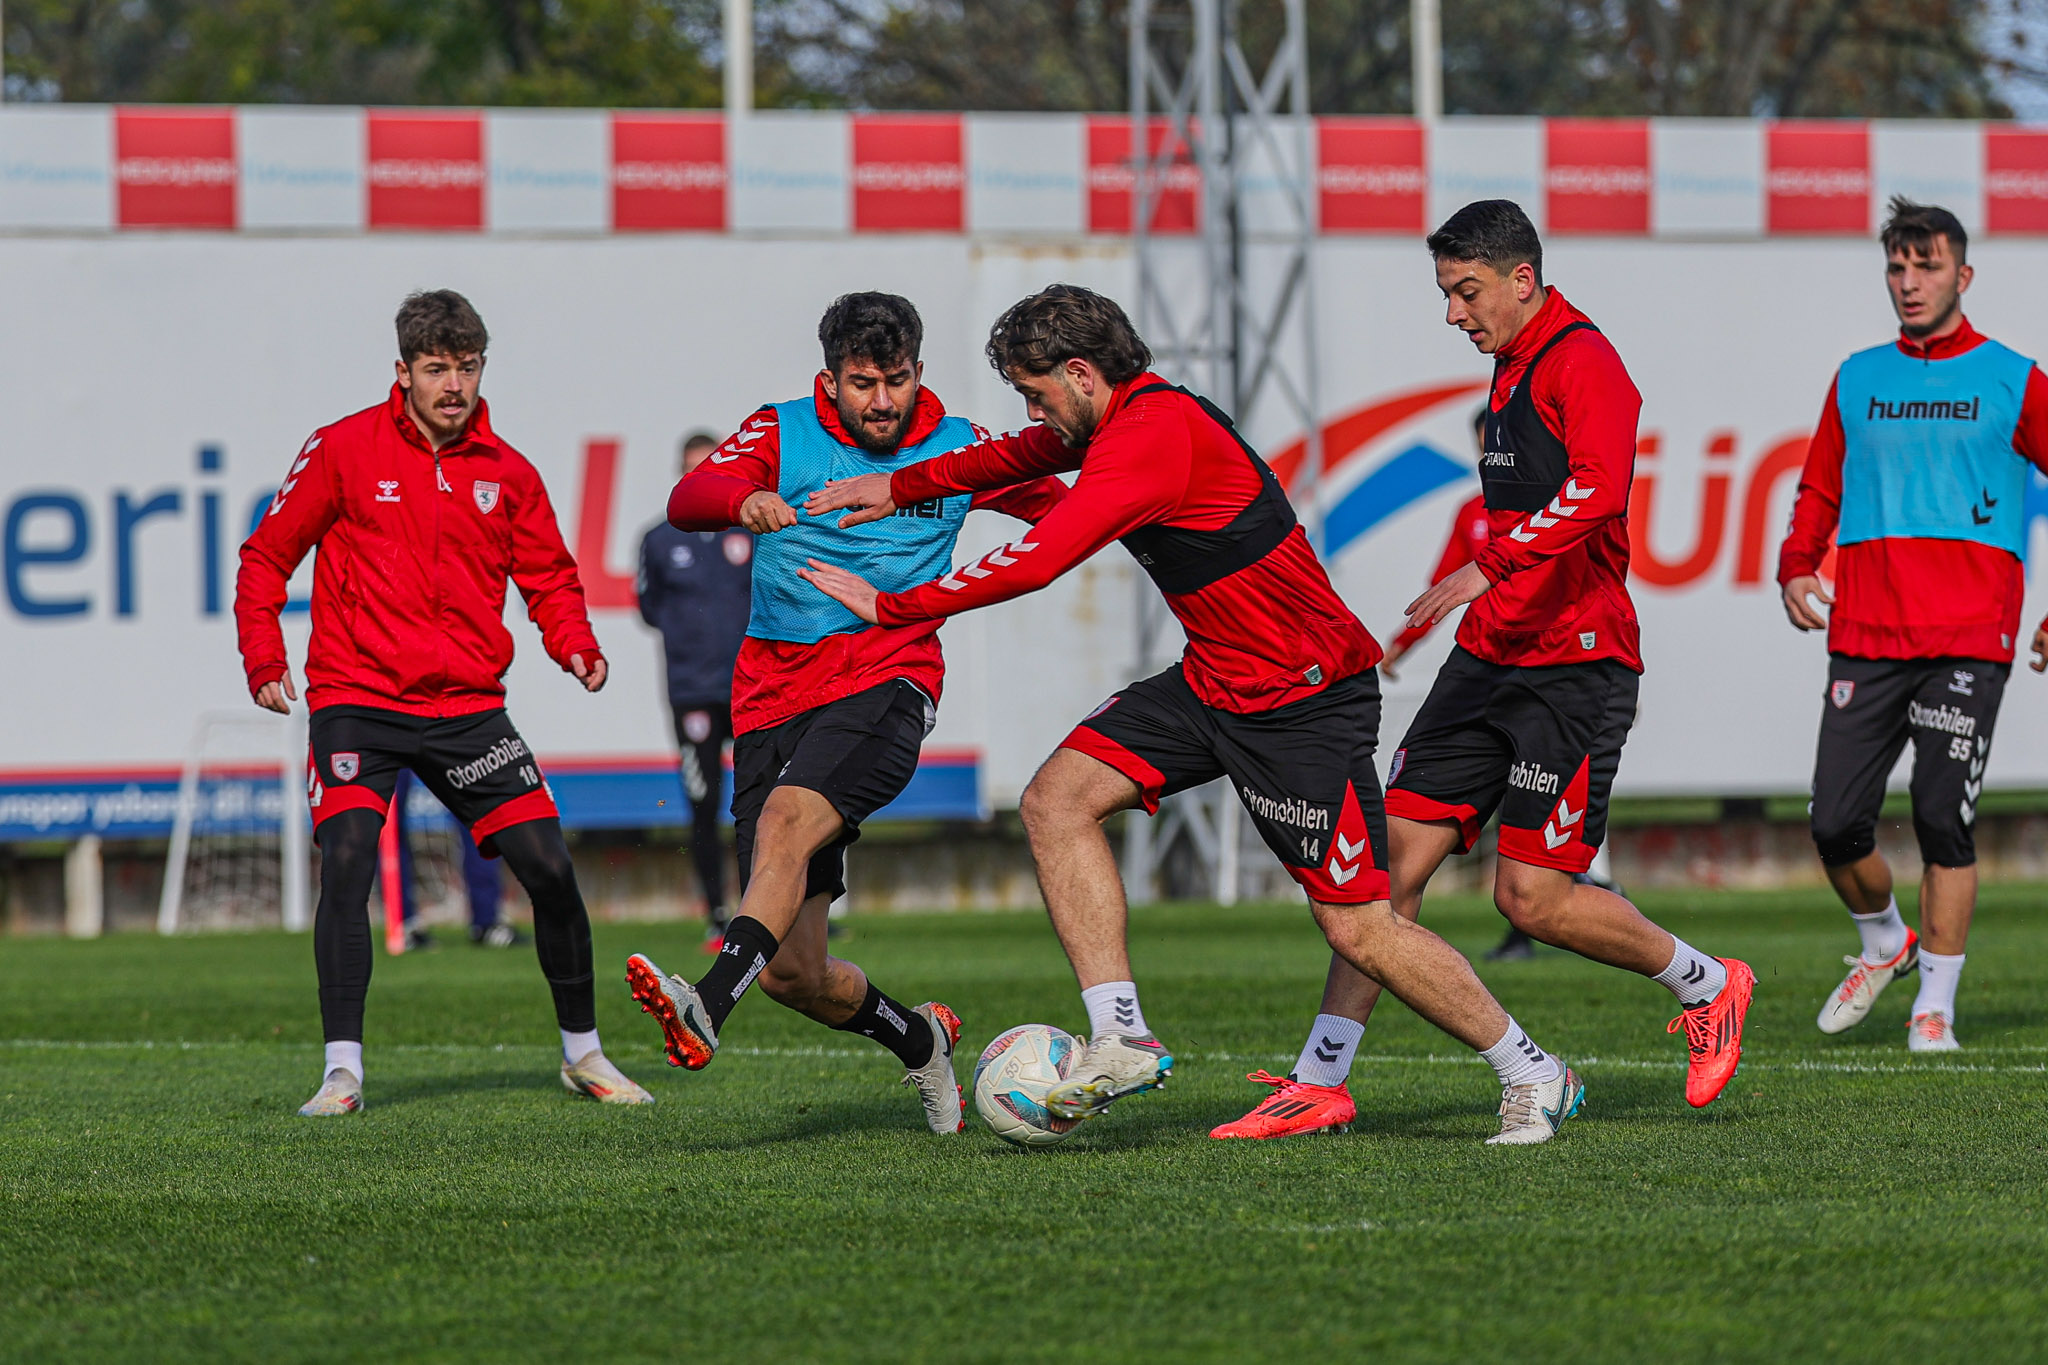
[671,408,783,531]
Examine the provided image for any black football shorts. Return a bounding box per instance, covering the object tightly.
[307,704,557,854]
[1384,645,1637,874]
[730,678,935,902]
[1810,655,2007,869]
[1062,665,1391,904]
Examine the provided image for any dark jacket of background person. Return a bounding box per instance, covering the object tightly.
[637,524,754,705]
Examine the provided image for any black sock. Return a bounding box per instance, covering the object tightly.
[834,982,935,1068]
[694,915,780,1031]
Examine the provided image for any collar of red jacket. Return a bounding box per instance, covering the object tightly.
[1495,287,1588,365]
[1099,370,1169,432]
[1895,314,1984,360]
[385,381,499,457]
[809,373,949,450]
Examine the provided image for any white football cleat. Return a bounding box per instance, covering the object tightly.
[1817,930,1918,1035]
[297,1067,364,1117]
[1044,1031,1174,1119]
[900,1002,965,1134]
[1907,1011,1960,1053]
[561,1048,655,1104]
[1487,1065,1584,1146]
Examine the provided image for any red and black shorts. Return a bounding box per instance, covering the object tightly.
[1385,645,1636,874]
[1062,666,1391,904]
[306,704,558,855]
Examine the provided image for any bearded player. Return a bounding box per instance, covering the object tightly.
[807,285,1585,1146]
[1215,201,1752,1141]
[1780,198,2048,1052]
[236,290,650,1116]
[622,293,1065,1134]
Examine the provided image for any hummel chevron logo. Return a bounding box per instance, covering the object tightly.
[939,541,1038,591]
[1114,999,1137,1028]
[1327,832,1368,886]
[709,453,740,464]
[1313,1037,1342,1064]
[1680,961,1707,985]
[1542,797,1583,849]
[1508,477,1596,543]
[270,452,314,513]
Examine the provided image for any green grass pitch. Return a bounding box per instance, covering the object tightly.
[3,887,2046,1363]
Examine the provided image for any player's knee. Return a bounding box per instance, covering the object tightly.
[1912,818,1975,870]
[1315,901,1399,977]
[1491,863,1570,936]
[1811,816,1876,868]
[1017,777,1068,839]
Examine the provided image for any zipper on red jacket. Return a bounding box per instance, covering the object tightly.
[433,452,450,715]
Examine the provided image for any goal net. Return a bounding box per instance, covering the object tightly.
[157,712,310,933]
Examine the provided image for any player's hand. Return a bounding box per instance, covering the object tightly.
[805,472,897,527]
[571,653,608,692]
[1379,641,1406,681]
[254,670,298,715]
[1782,574,1832,632]
[798,559,881,624]
[2031,624,2048,673]
[1404,562,1491,630]
[739,490,799,534]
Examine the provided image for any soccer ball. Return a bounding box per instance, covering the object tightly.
[971,1024,1083,1147]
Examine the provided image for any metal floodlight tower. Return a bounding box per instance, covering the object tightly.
[1123,0,1323,905]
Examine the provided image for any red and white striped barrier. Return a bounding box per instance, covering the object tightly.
[2,106,2041,237]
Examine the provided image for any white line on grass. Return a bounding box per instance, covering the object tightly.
[2,1038,2043,1075]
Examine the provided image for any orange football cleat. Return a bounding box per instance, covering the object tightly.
[1209,1070,1357,1139]
[1669,957,1755,1107]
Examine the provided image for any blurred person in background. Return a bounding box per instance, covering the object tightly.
[638,431,754,952]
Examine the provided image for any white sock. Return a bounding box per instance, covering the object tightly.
[561,1028,601,1063]
[325,1041,363,1085]
[1912,951,1965,1019]
[1292,1014,1366,1087]
[1479,1017,1562,1088]
[1851,897,1909,963]
[1080,981,1149,1039]
[1652,937,1728,1007]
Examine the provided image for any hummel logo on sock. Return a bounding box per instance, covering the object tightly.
[1515,1032,1543,1064]
[1680,961,1706,985]
[1313,1036,1341,1064]
[1114,999,1136,1029]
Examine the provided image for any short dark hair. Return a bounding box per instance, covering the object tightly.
[395,289,488,363]
[1471,405,1489,434]
[681,430,719,455]
[1427,199,1543,284]
[1881,196,1968,264]
[818,292,923,372]
[986,284,1153,386]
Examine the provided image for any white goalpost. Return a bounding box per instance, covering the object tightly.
[157,710,310,934]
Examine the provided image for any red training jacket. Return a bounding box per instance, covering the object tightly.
[1776,316,2048,663]
[667,379,1068,734]
[236,384,602,716]
[1465,289,1644,671]
[1388,492,1488,657]
[879,374,1381,714]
